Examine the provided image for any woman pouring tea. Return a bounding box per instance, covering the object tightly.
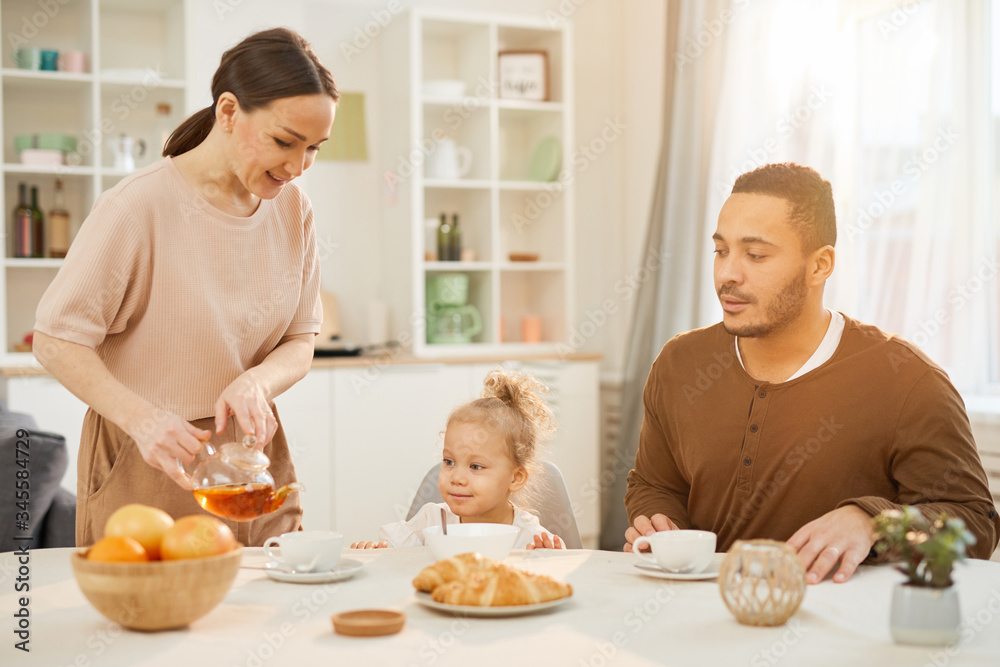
[33,27,338,547]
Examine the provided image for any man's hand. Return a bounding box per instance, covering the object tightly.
[786,505,875,584]
[623,514,678,552]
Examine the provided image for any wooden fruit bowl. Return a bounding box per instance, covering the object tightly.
[71,545,242,631]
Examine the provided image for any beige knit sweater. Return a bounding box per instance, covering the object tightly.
[35,158,322,420]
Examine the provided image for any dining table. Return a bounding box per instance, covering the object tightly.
[2,546,999,666]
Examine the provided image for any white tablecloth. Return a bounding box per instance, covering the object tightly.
[2,547,999,666]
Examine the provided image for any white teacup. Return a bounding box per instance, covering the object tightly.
[263,530,343,573]
[632,530,717,573]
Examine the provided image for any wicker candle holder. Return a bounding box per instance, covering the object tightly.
[718,539,806,626]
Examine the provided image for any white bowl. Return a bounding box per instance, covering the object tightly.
[422,524,518,561]
[422,79,467,99]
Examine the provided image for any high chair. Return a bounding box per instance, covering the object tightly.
[405,461,583,549]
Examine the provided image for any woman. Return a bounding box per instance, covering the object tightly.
[33,28,338,547]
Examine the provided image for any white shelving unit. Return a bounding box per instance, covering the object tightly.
[380,9,574,357]
[0,0,187,364]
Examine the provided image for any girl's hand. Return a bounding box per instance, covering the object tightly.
[129,409,212,489]
[214,373,278,446]
[350,540,388,549]
[526,532,564,550]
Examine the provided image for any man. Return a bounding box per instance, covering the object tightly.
[624,163,999,584]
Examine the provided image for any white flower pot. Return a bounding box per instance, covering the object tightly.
[889,583,961,646]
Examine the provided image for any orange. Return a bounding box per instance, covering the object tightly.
[161,516,236,560]
[87,536,149,563]
[104,504,174,560]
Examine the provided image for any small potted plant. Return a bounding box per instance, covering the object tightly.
[872,506,976,646]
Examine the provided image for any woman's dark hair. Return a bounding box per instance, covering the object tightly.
[163,27,339,157]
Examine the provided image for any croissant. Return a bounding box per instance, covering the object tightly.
[412,552,499,593]
[428,564,573,606]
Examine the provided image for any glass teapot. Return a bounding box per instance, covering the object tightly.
[186,434,303,522]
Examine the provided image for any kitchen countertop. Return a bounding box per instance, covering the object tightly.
[0,351,602,378]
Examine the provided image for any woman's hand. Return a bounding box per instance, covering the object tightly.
[526,532,564,550]
[129,409,212,489]
[214,373,278,446]
[350,540,388,549]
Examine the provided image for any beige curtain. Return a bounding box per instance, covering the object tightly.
[600,0,730,550]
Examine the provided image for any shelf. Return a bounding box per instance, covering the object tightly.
[496,100,564,113]
[3,164,96,176]
[1,69,93,91]
[424,179,492,189]
[499,180,563,191]
[499,262,564,271]
[424,262,492,271]
[99,76,186,90]
[4,258,64,269]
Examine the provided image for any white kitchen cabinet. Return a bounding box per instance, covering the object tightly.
[327,363,474,541]
[0,0,188,362]
[0,355,600,544]
[379,9,575,357]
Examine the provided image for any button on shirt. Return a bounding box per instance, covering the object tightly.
[624,314,999,556]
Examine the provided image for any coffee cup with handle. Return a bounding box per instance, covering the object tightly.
[632,530,717,573]
[263,530,343,573]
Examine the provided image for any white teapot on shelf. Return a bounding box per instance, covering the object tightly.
[426,137,472,180]
[110,134,146,172]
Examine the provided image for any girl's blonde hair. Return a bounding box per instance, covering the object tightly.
[447,368,556,508]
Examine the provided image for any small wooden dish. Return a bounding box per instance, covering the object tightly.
[508,252,539,262]
[331,609,405,637]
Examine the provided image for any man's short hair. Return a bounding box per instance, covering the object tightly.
[731,163,836,251]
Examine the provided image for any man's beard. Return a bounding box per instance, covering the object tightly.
[720,269,808,338]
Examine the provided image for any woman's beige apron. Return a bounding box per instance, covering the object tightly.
[76,407,302,547]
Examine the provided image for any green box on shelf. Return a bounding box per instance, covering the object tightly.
[15,133,78,155]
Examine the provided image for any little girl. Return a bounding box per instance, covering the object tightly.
[350,368,564,550]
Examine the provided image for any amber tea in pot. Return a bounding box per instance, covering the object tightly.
[184,435,303,522]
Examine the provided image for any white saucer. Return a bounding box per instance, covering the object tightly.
[414,591,572,617]
[263,558,364,584]
[633,553,724,581]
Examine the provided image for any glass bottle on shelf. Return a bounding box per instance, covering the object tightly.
[449,213,462,262]
[48,179,71,258]
[12,183,33,258]
[29,185,45,258]
[437,212,453,261]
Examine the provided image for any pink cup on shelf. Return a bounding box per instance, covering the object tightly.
[58,51,87,73]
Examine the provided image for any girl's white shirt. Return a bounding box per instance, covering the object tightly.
[378,502,561,549]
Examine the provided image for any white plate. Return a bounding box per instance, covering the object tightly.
[263,558,364,584]
[414,591,572,617]
[633,553,725,581]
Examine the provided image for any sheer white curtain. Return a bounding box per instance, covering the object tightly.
[695,0,995,394]
[604,0,997,549]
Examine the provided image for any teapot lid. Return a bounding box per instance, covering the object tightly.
[219,434,270,471]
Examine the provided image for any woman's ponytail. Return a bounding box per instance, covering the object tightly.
[162,106,215,157]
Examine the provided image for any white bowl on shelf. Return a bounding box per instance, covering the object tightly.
[422,79,467,99]
[422,524,518,561]
[20,149,64,166]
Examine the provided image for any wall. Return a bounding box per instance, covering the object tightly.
[184,0,666,378]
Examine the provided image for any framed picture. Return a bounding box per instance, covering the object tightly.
[498,50,549,101]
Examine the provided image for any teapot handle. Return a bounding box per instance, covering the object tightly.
[136,138,147,158]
